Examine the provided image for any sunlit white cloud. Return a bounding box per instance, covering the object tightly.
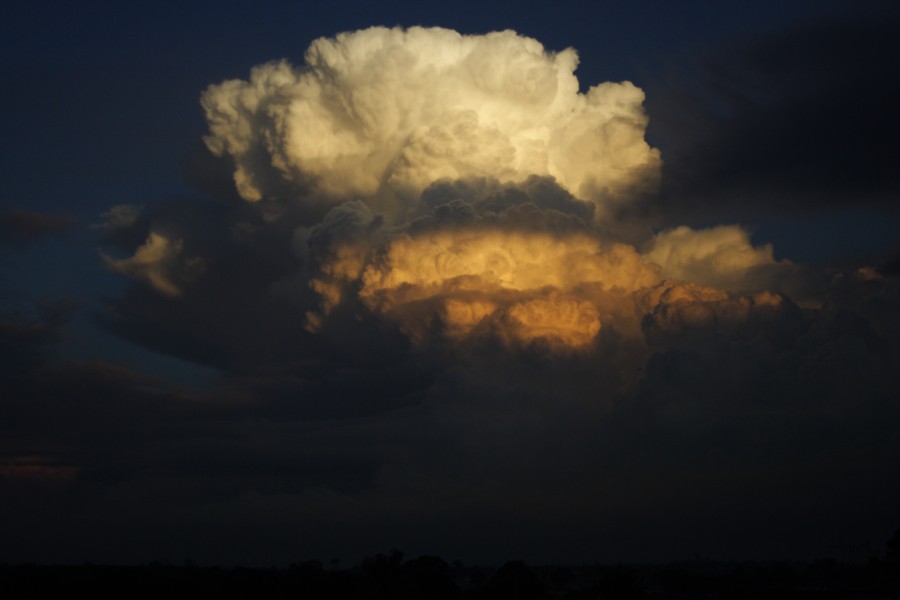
[201,26,660,217]
[643,225,789,292]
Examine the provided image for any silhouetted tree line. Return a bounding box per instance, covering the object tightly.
[2,529,899,599]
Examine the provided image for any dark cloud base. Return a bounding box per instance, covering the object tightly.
[3,201,899,565]
[640,12,900,222]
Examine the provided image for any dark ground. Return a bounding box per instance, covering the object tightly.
[3,549,899,599]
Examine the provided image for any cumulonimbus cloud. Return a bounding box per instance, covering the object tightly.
[17,20,896,566]
[110,27,799,354]
[200,26,660,216]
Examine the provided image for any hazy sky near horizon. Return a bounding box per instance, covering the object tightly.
[1,1,899,566]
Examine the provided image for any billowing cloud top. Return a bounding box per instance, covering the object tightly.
[201,26,660,212]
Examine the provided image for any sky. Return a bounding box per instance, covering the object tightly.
[1,1,899,566]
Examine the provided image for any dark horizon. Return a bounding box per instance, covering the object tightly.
[3,548,900,599]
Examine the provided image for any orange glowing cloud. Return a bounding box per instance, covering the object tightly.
[304,217,797,352]
[307,226,666,348]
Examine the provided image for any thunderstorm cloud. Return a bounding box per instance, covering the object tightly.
[4,21,898,566]
[99,25,900,434]
[116,26,784,357]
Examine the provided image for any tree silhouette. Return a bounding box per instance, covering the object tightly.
[887,527,900,561]
[483,561,545,600]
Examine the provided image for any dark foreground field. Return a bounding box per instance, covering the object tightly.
[3,553,899,599]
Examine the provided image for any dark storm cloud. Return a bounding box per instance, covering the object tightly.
[81,24,899,564]
[638,11,900,224]
[95,193,320,369]
[0,299,79,374]
[416,176,595,226]
[93,190,433,422]
[0,208,75,248]
[5,269,899,563]
[0,304,385,559]
[3,21,900,566]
